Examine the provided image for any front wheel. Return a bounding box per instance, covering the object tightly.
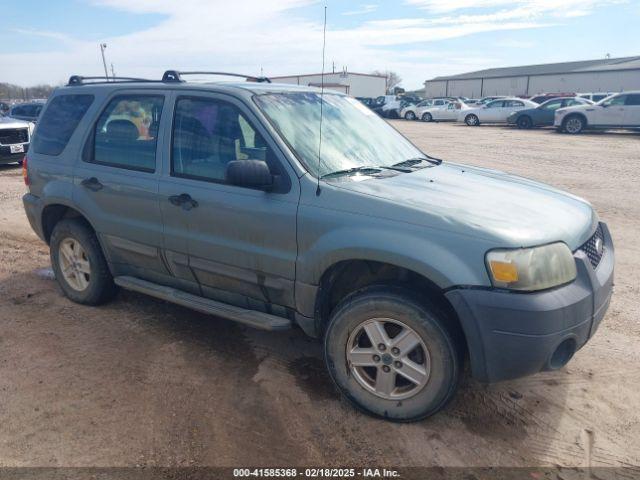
[50,218,117,305]
[516,115,533,129]
[465,114,479,126]
[563,115,586,134]
[404,111,416,121]
[324,287,462,422]
[422,112,433,122]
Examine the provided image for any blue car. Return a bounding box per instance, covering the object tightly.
[508,97,593,129]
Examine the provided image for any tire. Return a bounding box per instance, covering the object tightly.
[421,112,433,122]
[465,114,479,126]
[516,115,533,129]
[404,111,416,121]
[562,114,586,134]
[324,286,462,422]
[50,218,117,305]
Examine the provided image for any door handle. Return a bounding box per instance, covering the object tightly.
[169,193,198,210]
[81,177,103,191]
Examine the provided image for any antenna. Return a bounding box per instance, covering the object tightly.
[316,5,327,196]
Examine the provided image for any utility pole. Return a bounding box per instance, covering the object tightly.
[100,43,109,80]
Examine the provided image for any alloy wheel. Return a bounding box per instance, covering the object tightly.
[58,238,91,291]
[346,318,431,400]
[565,117,583,134]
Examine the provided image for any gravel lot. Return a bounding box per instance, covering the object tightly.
[0,122,639,469]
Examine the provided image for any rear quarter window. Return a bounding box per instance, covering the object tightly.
[32,94,94,156]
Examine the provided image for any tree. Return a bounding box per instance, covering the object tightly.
[372,70,402,94]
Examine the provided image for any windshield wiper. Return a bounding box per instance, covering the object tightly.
[320,166,383,179]
[392,156,442,168]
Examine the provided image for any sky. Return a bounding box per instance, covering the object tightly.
[1,0,639,90]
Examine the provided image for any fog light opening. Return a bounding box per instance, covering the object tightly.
[549,338,577,370]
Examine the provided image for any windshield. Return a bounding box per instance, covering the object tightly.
[255,93,427,178]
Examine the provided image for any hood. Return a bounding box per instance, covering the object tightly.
[332,163,596,250]
[0,116,31,129]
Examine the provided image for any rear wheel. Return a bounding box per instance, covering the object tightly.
[465,114,479,126]
[404,111,416,121]
[516,115,533,129]
[422,112,433,122]
[50,218,117,305]
[563,115,586,134]
[324,286,462,422]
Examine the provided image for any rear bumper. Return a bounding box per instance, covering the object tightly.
[22,193,46,242]
[445,222,614,383]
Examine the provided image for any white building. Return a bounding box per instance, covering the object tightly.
[423,56,640,98]
[270,71,387,98]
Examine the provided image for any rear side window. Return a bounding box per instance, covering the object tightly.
[32,95,94,156]
[625,94,640,106]
[90,95,164,172]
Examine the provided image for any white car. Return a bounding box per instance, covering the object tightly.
[554,91,640,134]
[401,100,432,120]
[421,102,472,122]
[416,99,451,121]
[458,98,538,126]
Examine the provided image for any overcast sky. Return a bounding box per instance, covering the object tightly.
[1,0,638,89]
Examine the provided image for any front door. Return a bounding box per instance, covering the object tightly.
[73,92,169,279]
[159,93,300,312]
[624,93,640,126]
[592,94,627,125]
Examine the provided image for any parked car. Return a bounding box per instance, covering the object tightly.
[577,92,615,103]
[416,98,451,121]
[507,97,593,129]
[529,92,576,104]
[460,98,538,126]
[0,101,10,116]
[472,96,506,106]
[356,97,376,108]
[421,101,471,122]
[23,72,614,422]
[554,91,640,134]
[0,116,31,165]
[10,101,44,123]
[401,99,432,120]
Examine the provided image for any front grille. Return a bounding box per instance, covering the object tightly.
[578,224,605,269]
[0,128,29,145]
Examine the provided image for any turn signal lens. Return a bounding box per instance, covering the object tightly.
[22,156,29,186]
[489,261,519,283]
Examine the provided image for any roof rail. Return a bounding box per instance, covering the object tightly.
[67,75,154,86]
[162,70,271,83]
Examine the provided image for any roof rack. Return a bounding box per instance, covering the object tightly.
[161,70,271,83]
[67,75,155,86]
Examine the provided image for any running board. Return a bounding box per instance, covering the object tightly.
[114,276,292,331]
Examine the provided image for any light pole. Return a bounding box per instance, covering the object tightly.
[100,43,109,80]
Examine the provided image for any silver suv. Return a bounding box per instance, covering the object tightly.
[22,71,614,421]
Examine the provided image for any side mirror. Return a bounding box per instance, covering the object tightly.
[226,160,273,190]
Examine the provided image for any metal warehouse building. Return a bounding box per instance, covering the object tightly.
[270,71,387,98]
[424,56,640,98]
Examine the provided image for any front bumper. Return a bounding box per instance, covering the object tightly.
[445,222,614,383]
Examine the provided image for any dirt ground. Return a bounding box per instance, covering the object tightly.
[0,122,639,469]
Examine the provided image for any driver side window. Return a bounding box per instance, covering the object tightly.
[171,97,277,183]
[603,95,626,106]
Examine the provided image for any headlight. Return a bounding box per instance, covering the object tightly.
[486,242,577,291]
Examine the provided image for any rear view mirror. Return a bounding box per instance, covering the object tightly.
[226,160,273,190]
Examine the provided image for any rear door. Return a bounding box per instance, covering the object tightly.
[73,91,170,281]
[624,93,640,126]
[159,93,300,311]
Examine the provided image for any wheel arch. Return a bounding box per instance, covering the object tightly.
[41,202,97,244]
[312,259,468,356]
[563,112,588,128]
